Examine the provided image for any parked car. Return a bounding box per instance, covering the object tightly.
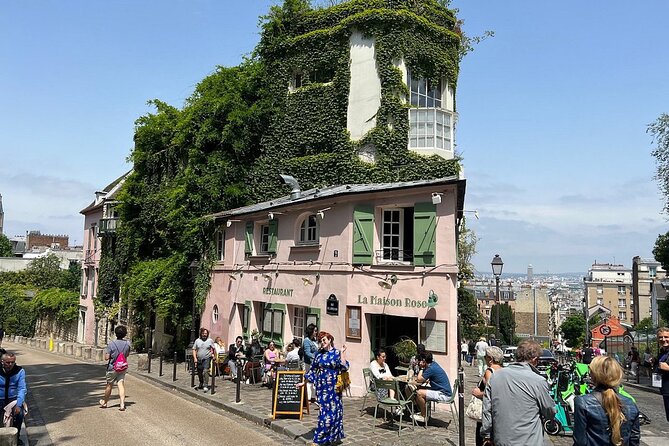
[536,349,558,377]
[503,346,517,365]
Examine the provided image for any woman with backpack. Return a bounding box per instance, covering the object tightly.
[100,325,131,411]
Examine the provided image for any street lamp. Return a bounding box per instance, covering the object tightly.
[491,254,504,342]
[189,259,200,346]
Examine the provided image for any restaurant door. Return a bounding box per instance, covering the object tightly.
[369,314,418,373]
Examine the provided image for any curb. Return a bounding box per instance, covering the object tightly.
[622,381,661,395]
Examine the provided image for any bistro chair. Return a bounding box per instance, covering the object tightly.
[246,354,265,384]
[424,378,459,430]
[360,368,376,415]
[372,378,416,436]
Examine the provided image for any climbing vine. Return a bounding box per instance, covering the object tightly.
[109,0,465,350]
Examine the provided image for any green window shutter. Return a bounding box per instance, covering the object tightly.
[244,222,254,254]
[306,307,321,328]
[353,205,374,265]
[267,219,279,254]
[413,202,437,266]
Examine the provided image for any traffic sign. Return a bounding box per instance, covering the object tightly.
[599,325,612,336]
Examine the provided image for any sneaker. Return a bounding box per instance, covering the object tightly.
[393,407,403,416]
[412,414,425,423]
[203,386,210,392]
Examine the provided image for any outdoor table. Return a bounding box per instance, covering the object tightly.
[395,366,409,375]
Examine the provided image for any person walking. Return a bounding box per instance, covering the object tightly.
[656,326,669,422]
[299,331,348,445]
[100,325,130,411]
[461,340,469,362]
[582,343,594,365]
[471,346,503,446]
[475,337,489,376]
[481,340,556,446]
[468,339,476,366]
[1,351,27,445]
[303,324,318,402]
[573,355,640,445]
[192,327,215,390]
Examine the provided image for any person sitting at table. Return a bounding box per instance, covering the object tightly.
[412,352,452,423]
[243,338,263,382]
[226,335,246,382]
[409,344,426,380]
[369,348,396,400]
[285,340,301,363]
[213,336,226,376]
[264,340,279,382]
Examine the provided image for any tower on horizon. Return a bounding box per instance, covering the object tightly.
[527,264,534,282]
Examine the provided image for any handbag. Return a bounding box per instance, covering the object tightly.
[465,395,483,421]
[336,370,351,394]
[652,372,662,388]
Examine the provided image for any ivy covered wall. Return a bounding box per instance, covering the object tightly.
[106,0,463,351]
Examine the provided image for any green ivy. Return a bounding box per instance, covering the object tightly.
[111,0,463,350]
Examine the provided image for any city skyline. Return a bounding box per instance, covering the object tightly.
[1,1,668,273]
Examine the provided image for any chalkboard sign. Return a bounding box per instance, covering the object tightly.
[272,370,305,419]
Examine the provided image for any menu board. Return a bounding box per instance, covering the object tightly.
[420,319,447,354]
[272,371,305,419]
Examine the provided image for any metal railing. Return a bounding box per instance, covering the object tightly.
[98,217,119,235]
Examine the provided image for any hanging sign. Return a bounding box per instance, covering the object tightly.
[326,294,339,316]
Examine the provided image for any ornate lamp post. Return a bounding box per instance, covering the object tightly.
[491,254,504,341]
[189,260,200,346]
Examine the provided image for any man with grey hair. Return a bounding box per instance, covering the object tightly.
[1,351,27,445]
[481,340,555,446]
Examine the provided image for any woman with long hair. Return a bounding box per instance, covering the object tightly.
[574,356,640,446]
[298,331,348,445]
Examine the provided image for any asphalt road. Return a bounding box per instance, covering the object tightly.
[7,342,287,446]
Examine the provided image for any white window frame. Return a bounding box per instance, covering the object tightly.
[259,224,270,254]
[380,208,414,265]
[619,311,627,321]
[216,230,225,261]
[212,304,219,324]
[293,306,306,338]
[618,298,626,308]
[618,285,626,294]
[298,215,319,245]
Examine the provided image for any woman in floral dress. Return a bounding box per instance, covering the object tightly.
[300,331,349,445]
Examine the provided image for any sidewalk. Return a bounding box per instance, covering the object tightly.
[8,337,572,445]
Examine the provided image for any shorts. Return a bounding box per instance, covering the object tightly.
[425,389,450,402]
[106,370,127,384]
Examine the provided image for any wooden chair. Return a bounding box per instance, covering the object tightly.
[360,368,377,415]
[425,378,459,430]
[372,378,416,436]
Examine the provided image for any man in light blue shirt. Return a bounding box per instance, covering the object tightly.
[481,340,556,446]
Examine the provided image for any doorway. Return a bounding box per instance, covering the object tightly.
[369,314,418,373]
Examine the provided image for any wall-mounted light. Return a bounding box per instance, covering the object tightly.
[317,207,331,219]
[378,280,391,289]
[226,219,241,228]
[268,212,283,220]
[229,271,243,281]
[262,273,272,281]
[431,192,442,205]
[378,274,398,289]
[302,277,313,286]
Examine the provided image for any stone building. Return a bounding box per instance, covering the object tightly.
[584,263,633,323]
[631,256,666,325]
[26,230,69,250]
[515,284,550,340]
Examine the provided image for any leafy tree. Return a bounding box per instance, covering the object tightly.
[560,314,586,348]
[25,254,63,289]
[457,218,478,280]
[0,234,12,257]
[634,317,654,331]
[458,287,484,341]
[490,303,516,345]
[649,114,669,270]
[659,299,669,327]
[0,284,36,336]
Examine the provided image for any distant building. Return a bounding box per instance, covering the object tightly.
[26,230,69,251]
[467,279,516,325]
[631,256,666,325]
[584,263,633,323]
[515,284,550,339]
[527,264,534,282]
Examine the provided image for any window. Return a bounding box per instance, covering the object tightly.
[298,215,319,245]
[596,285,603,295]
[409,71,441,107]
[407,70,452,154]
[260,225,270,253]
[216,230,225,261]
[619,311,627,321]
[212,305,219,324]
[81,270,88,296]
[293,306,305,338]
[649,266,657,278]
[381,208,414,263]
[240,302,251,340]
[597,298,603,305]
[618,285,626,294]
[485,309,490,316]
[263,304,285,346]
[618,298,626,308]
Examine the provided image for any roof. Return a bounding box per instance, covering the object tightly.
[208,176,466,221]
[80,170,132,214]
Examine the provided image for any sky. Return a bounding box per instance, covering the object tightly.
[1,1,668,274]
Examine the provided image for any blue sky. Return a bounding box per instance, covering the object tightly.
[1,1,667,274]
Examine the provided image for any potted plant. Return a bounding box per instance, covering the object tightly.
[392,337,417,366]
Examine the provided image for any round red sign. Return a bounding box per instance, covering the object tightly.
[599,325,612,336]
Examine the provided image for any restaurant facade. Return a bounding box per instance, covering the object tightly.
[202,176,465,396]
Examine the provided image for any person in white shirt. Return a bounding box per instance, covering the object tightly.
[475,337,489,377]
[369,348,395,400]
[285,341,300,363]
[461,340,469,362]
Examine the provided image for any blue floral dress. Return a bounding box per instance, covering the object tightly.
[305,348,349,445]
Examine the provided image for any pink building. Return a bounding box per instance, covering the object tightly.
[78,173,128,345]
[204,176,465,396]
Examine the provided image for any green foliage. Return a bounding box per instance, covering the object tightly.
[634,317,654,332]
[458,287,483,341]
[457,218,478,280]
[659,298,669,327]
[653,231,669,271]
[649,113,669,214]
[113,0,465,349]
[0,234,12,257]
[560,314,586,348]
[0,284,37,337]
[31,288,80,324]
[25,254,64,289]
[490,303,515,345]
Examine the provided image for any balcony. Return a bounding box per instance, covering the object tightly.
[84,249,96,266]
[98,217,119,236]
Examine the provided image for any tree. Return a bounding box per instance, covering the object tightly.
[649,114,669,270]
[560,314,586,348]
[457,218,478,280]
[458,287,484,341]
[25,254,63,289]
[0,234,12,257]
[490,303,516,345]
[634,317,654,331]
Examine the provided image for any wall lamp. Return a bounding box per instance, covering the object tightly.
[378,274,398,289]
[302,277,313,286]
[317,207,331,219]
[268,212,283,220]
[431,192,442,205]
[225,219,241,228]
[262,273,272,281]
[229,271,243,280]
